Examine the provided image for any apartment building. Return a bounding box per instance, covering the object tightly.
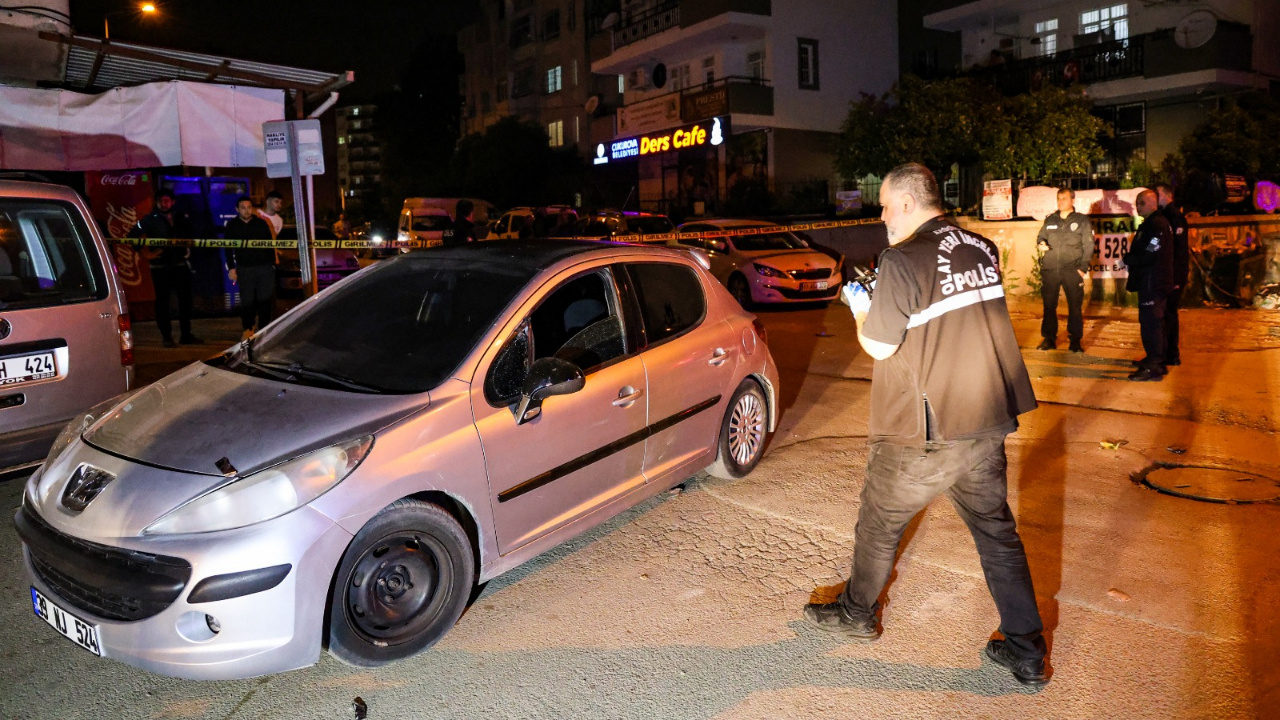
[458,0,623,161]
[924,0,1280,173]
[588,0,899,214]
[336,104,382,215]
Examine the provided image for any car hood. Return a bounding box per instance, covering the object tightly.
[739,249,838,271]
[86,362,425,477]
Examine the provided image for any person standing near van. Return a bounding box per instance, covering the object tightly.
[225,197,276,341]
[450,199,479,244]
[131,190,201,348]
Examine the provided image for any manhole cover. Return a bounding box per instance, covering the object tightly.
[1132,463,1280,504]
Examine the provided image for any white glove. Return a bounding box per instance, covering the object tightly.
[841,281,872,316]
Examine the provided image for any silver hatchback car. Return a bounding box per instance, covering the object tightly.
[16,241,779,679]
[0,179,134,472]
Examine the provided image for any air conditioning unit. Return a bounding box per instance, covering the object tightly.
[628,67,649,90]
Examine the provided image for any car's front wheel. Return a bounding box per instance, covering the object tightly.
[705,379,769,479]
[327,499,475,667]
[727,274,753,309]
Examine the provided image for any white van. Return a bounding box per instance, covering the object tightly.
[398,198,494,247]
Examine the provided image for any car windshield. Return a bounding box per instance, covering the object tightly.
[216,256,533,393]
[626,216,674,234]
[412,215,450,231]
[731,230,809,252]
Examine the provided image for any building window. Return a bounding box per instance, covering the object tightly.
[546,65,563,94]
[513,66,535,98]
[1080,4,1128,41]
[1035,19,1058,56]
[671,63,691,91]
[746,49,766,82]
[702,56,715,85]
[547,119,564,147]
[496,78,508,103]
[797,38,819,90]
[618,74,625,93]
[574,115,580,144]
[543,10,560,40]
[510,14,533,48]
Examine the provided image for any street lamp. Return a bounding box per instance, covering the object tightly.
[103,3,157,40]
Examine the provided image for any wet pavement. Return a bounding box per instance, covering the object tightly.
[1,298,1277,719]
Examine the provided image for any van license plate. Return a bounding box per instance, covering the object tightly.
[32,587,102,656]
[0,352,57,386]
[800,281,830,292]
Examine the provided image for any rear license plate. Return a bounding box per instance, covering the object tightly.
[0,351,57,387]
[800,280,830,292]
[32,587,102,656]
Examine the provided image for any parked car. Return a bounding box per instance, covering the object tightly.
[553,211,674,242]
[489,206,579,240]
[398,198,494,246]
[16,240,779,679]
[276,228,361,299]
[674,219,842,307]
[0,178,133,472]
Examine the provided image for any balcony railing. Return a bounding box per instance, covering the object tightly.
[970,22,1253,95]
[614,1,680,49]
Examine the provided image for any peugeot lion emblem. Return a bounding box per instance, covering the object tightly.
[0,318,10,340]
[62,464,116,512]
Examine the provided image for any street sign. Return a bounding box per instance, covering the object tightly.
[263,119,324,179]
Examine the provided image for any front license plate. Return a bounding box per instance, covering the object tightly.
[32,587,102,656]
[800,280,830,292]
[0,351,57,387]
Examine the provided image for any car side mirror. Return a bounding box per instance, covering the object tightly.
[513,357,585,425]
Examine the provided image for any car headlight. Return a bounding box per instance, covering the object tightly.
[753,263,785,278]
[143,436,374,535]
[43,392,136,470]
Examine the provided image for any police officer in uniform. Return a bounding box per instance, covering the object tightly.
[804,163,1048,688]
[1123,190,1175,381]
[1156,184,1188,366]
[1035,188,1094,352]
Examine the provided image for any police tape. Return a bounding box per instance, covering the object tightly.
[108,216,886,249]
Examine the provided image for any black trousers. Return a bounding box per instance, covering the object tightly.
[1040,267,1085,342]
[839,436,1045,660]
[1138,295,1167,371]
[1164,288,1182,363]
[151,264,193,341]
[237,265,276,331]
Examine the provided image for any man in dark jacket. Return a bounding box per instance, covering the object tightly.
[224,196,276,341]
[1156,184,1189,366]
[1035,188,1094,352]
[1123,190,1175,381]
[130,191,201,348]
[448,199,479,244]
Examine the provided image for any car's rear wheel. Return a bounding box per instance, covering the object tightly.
[706,379,769,479]
[327,499,475,667]
[728,274,753,309]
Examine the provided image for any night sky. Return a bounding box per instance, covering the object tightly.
[71,0,478,99]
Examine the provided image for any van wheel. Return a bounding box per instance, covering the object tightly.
[327,500,475,667]
[728,275,753,309]
[706,379,768,479]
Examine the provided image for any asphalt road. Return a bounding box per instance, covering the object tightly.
[1,300,1276,719]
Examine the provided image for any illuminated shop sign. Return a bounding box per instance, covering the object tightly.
[595,116,728,165]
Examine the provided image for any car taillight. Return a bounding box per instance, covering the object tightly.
[751,317,767,345]
[118,313,134,366]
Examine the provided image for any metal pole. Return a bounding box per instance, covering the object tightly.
[306,174,318,297]
[287,123,313,290]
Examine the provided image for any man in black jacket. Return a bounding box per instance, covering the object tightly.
[448,199,479,244]
[224,196,276,341]
[1156,184,1189,366]
[1123,190,1175,381]
[1035,188,1094,352]
[130,191,201,347]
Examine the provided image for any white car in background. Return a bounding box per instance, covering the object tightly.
[673,219,842,307]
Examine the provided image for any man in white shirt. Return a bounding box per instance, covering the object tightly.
[257,190,284,238]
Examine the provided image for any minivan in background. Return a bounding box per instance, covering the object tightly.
[0,179,133,471]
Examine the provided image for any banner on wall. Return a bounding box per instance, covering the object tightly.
[84,170,157,314]
[1087,214,1136,279]
[982,179,1013,220]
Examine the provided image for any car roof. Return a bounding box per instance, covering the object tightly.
[0,179,82,201]
[399,239,685,273]
[678,218,779,230]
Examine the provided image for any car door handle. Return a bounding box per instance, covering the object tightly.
[709,348,733,366]
[613,386,643,407]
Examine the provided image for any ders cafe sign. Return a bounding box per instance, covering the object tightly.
[595,116,727,165]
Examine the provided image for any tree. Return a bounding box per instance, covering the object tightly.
[1177,92,1280,181]
[448,116,587,209]
[982,85,1109,183]
[835,76,997,182]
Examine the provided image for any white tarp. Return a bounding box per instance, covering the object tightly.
[0,81,283,170]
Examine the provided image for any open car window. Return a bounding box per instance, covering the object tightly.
[485,268,627,405]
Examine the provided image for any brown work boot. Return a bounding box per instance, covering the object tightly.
[802,602,881,642]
